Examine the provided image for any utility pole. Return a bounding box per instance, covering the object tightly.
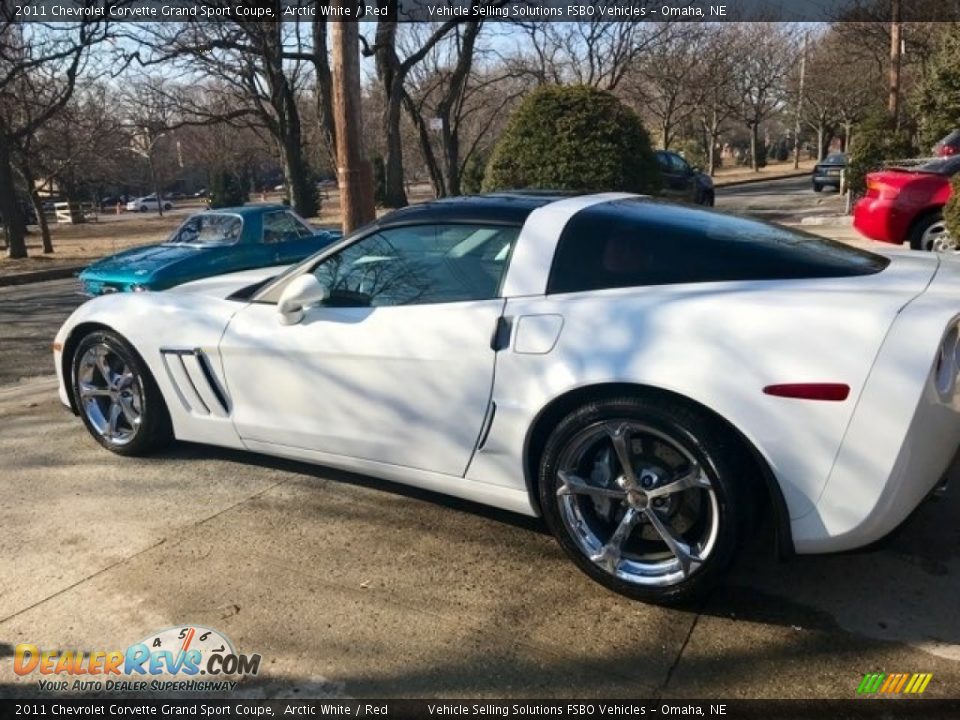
[888,0,902,126]
[793,31,808,168]
[330,17,375,233]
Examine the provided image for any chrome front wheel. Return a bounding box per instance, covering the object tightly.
[71,330,173,456]
[77,344,144,446]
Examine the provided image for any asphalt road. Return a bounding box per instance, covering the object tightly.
[0,278,84,386]
[2,178,957,699]
[716,175,845,223]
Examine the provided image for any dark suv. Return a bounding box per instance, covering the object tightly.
[654,151,714,206]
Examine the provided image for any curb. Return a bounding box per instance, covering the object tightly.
[715,170,811,188]
[0,265,83,288]
[800,215,853,226]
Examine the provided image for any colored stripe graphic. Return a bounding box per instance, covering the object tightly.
[858,672,932,695]
[857,673,885,694]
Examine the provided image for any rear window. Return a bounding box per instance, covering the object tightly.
[547,199,888,294]
[824,153,846,164]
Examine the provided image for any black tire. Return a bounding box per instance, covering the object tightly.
[71,330,173,456]
[702,190,715,207]
[139,206,147,213]
[538,395,752,604]
[908,210,947,251]
[163,203,172,211]
[812,183,823,192]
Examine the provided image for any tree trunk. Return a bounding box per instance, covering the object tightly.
[444,126,461,197]
[312,19,338,169]
[403,93,446,198]
[749,124,759,171]
[282,131,316,218]
[30,189,53,254]
[16,155,53,253]
[382,77,408,208]
[0,132,27,259]
[817,125,825,162]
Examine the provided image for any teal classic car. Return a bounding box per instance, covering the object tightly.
[79,205,342,295]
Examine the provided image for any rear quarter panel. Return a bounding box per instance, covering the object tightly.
[468,258,935,523]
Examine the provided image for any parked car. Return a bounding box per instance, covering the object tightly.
[853,155,960,252]
[812,152,846,192]
[56,192,960,603]
[78,205,342,295]
[654,151,714,206]
[933,129,960,157]
[126,195,173,213]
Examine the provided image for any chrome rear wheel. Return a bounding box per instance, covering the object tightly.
[556,421,720,587]
[539,396,748,603]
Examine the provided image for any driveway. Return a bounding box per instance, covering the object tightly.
[0,376,958,699]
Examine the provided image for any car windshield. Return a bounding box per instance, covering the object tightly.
[166,214,243,246]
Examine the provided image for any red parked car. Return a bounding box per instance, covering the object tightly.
[853,156,960,252]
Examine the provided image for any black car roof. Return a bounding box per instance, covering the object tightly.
[376,192,577,228]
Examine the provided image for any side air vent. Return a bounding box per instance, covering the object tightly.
[160,348,230,417]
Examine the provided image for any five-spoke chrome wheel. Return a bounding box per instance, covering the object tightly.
[540,396,746,602]
[922,220,957,253]
[555,420,719,587]
[76,344,145,446]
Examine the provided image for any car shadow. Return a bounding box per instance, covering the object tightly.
[155,439,960,654]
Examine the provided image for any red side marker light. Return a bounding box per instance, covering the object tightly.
[763,383,850,401]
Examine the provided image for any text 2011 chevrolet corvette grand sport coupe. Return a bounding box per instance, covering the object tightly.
[53,193,960,603]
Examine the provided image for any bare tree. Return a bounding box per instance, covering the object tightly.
[729,23,799,170]
[128,20,321,217]
[402,21,531,197]
[0,14,111,258]
[504,20,671,91]
[365,11,486,208]
[623,24,706,150]
[690,27,739,175]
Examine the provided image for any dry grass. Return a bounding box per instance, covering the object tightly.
[0,164,811,278]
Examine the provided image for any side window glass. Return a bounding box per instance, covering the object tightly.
[309,224,519,307]
[263,211,312,244]
[671,154,692,174]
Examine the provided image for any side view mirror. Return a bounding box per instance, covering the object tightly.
[277,274,329,325]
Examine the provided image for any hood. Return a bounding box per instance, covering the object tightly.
[80,243,205,281]
[165,265,291,298]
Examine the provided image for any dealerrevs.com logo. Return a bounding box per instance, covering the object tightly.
[13,625,261,693]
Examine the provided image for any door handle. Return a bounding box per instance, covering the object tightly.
[491,316,512,351]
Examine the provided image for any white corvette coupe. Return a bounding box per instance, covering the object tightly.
[54,193,960,603]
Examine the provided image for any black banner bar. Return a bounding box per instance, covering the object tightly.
[4,0,960,23]
[2,700,960,719]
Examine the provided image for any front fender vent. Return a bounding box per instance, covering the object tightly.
[160,348,230,417]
